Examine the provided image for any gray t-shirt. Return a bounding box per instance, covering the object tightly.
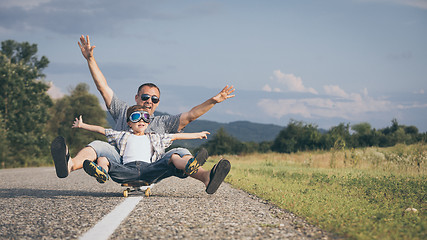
[108,94,181,133]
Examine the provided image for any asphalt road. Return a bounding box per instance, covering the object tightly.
[0,167,337,239]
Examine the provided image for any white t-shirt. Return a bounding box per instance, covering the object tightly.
[122,134,152,164]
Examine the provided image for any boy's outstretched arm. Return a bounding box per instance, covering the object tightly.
[171,131,210,141]
[178,85,235,131]
[72,115,106,135]
[78,35,114,108]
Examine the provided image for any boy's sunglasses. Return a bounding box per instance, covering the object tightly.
[141,94,159,104]
[129,111,150,123]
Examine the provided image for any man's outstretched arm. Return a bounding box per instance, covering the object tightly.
[178,85,235,131]
[78,35,114,108]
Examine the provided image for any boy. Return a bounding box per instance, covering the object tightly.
[72,105,231,194]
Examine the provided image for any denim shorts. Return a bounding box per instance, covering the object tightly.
[87,140,122,164]
[108,147,192,184]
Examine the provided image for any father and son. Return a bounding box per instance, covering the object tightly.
[50,35,235,194]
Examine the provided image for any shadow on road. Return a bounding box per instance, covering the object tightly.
[0,188,121,198]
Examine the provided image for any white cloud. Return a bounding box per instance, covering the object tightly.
[397,102,427,109]
[273,70,318,94]
[0,0,51,10]
[258,99,312,118]
[259,71,419,123]
[262,84,281,92]
[47,82,65,99]
[262,84,272,92]
[414,89,425,94]
[357,0,427,10]
[224,109,245,117]
[323,85,349,98]
[258,90,394,121]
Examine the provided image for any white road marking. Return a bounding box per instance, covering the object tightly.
[79,196,143,240]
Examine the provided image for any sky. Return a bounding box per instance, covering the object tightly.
[1,0,426,132]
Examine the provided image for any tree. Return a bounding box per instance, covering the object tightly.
[47,83,108,154]
[0,112,8,168]
[0,40,53,167]
[351,122,375,147]
[271,120,321,153]
[199,128,245,155]
[322,123,352,149]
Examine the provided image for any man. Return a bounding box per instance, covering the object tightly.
[51,35,235,190]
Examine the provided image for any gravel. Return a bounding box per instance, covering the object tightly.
[0,167,340,239]
[111,177,339,240]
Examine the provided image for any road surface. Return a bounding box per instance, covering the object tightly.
[0,167,337,239]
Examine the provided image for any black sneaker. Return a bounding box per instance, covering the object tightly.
[50,136,70,178]
[184,148,208,175]
[83,160,110,183]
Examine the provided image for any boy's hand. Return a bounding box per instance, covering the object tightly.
[72,115,84,128]
[78,35,95,60]
[212,85,235,103]
[198,131,210,139]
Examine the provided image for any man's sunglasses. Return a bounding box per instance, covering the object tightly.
[141,94,159,104]
[129,111,151,123]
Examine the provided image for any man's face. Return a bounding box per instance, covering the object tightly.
[135,86,160,115]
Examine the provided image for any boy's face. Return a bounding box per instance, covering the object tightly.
[128,119,149,134]
[135,86,160,115]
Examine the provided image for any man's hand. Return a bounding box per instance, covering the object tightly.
[77,35,114,108]
[212,85,235,103]
[78,35,95,60]
[72,115,84,129]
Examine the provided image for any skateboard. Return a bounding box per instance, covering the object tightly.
[121,180,154,197]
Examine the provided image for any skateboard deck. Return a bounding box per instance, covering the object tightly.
[121,180,154,197]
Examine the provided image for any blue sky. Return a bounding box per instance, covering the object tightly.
[1,0,426,131]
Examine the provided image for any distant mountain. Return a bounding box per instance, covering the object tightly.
[106,111,284,149]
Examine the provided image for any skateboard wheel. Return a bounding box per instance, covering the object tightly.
[123,189,129,197]
[145,188,151,197]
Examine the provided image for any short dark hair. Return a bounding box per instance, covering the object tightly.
[126,105,145,122]
[137,83,160,96]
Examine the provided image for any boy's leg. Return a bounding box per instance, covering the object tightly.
[108,161,144,183]
[83,159,110,183]
[183,148,208,175]
[135,148,193,184]
[74,140,120,170]
[169,148,208,175]
[97,157,110,172]
[169,154,192,169]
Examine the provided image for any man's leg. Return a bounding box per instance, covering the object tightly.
[70,146,97,172]
[167,148,231,194]
[145,148,230,194]
[51,137,121,178]
[189,167,210,186]
[203,159,231,194]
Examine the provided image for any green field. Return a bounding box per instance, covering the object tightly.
[206,144,426,240]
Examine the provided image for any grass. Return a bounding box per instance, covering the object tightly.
[206,144,426,240]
